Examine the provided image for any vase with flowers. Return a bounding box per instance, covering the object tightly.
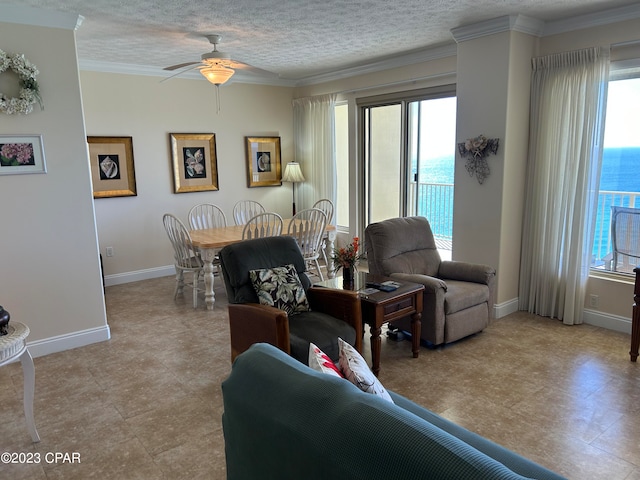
[331,237,362,288]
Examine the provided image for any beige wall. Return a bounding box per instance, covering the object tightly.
[0,16,108,354]
[81,72,295,280]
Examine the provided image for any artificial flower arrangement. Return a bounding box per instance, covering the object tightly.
[457,134,499,184]
[331,236,362,273]
[0,50,43,115]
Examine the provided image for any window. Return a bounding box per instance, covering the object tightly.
[335,103,349,228]
[591,68,640,274]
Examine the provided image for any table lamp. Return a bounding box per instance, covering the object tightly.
[282,162,305,215]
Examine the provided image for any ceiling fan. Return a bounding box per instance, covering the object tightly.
[162,34,275,86]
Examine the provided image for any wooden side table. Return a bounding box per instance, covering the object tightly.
[631,266,639,362]
[0,322,40,442]
[315,273,424,377]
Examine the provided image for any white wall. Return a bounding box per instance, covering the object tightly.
[80,72,295,283]
[0,12,108,355]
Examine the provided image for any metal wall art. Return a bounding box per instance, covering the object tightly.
[457,134,499,184]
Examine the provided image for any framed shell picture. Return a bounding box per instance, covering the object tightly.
[245,136,282,187]
[170,133,219,193]
[87,136,137,198]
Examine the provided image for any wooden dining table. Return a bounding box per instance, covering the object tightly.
[190,219,337,310]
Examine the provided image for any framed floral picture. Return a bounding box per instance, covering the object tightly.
[245,136,282,187]
[0,135,46,175]
[87,136,137,198]
[170,133,219,193]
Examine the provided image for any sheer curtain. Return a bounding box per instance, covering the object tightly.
[519,47,609,325]
[292,94,337,211]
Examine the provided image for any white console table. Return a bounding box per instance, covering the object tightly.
[0,322,40,442]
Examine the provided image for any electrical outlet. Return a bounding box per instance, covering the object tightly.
[589,294,599,308]
[106,246,114,257]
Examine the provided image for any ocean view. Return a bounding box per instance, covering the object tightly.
[415,146,640,259]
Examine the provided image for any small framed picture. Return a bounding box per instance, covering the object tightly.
[245,136,282,187]
[0,135,46,175]
[170,133,219,193]
[87,136,137,198]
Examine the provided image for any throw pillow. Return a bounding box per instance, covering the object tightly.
[308,343,344,378]
[338,337,394,403]
[250,264,310,316]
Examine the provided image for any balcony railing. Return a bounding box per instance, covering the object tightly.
[409,183,639,270]
[409,182,454,253]
[592,190,640,270]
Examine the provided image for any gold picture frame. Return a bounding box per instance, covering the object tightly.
[87,136,137,198]
[245,136,282,187]
[170,133,219,193]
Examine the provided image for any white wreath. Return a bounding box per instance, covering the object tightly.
[0,49,43,115]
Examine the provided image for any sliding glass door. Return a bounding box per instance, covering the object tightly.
[361,87,456,254]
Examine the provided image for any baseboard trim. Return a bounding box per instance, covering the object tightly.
[583,308,632,334]
[104,265,175,286]
[494,298,519,319]
[27,325,111,359]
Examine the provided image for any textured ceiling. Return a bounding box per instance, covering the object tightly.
[3,0,640,83]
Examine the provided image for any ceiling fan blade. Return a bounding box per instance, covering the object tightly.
[228,60,278,77]
[160,63,202,83]
[163,61,200,71]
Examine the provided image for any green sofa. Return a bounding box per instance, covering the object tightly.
[221,343,566,480]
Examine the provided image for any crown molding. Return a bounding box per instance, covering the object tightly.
[450,14,545,43]
[543,3,640,36]
[0,5,83,30]
[293,42,457,86]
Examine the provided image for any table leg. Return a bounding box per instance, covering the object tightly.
[20,349,40,443]
[370,324,382,377]
[410,311,422,358]
[200,248,218,310]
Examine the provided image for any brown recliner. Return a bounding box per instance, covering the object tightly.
[219,235,362,363]
[365,216,496,347]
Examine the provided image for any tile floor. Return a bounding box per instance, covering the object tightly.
[0,275,639,479]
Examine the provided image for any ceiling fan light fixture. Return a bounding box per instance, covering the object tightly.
[199,65,235,85]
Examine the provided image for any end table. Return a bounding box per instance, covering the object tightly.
[315,272,424,377]
[0,322,40,442]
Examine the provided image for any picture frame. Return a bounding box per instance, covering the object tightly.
[87,136,137,198]
[0,135,47,175]
[245,136,282,187]
[170,133,219,193]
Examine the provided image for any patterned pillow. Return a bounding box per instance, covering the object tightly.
[338,337,394,403]
[250,264,310,316]
[308,343,344,378]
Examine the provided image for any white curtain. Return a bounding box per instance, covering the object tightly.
[292,94,337,212]
[519,47,609,325]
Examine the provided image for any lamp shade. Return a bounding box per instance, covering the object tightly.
[199,65,235,86]
[282,162,305,183]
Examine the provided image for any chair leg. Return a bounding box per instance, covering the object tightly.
[175,269,184,300]
[314,259,324,281]
[193,271,199,308]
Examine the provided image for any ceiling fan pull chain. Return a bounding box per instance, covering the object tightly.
[215,84,221,114]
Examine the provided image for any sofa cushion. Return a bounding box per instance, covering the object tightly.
[222,344,567,480]
[338,338,393,403]
[444,280,490,314]
[288,311,356,363]
[250,264,310,316]
[309,343,343,377]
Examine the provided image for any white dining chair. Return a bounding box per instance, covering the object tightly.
[163,213,204,308]
[312,198,335,269]
[188,203,228,230]
[233,200,266,225]
[287,208,328,280]
[242,212,284,240]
